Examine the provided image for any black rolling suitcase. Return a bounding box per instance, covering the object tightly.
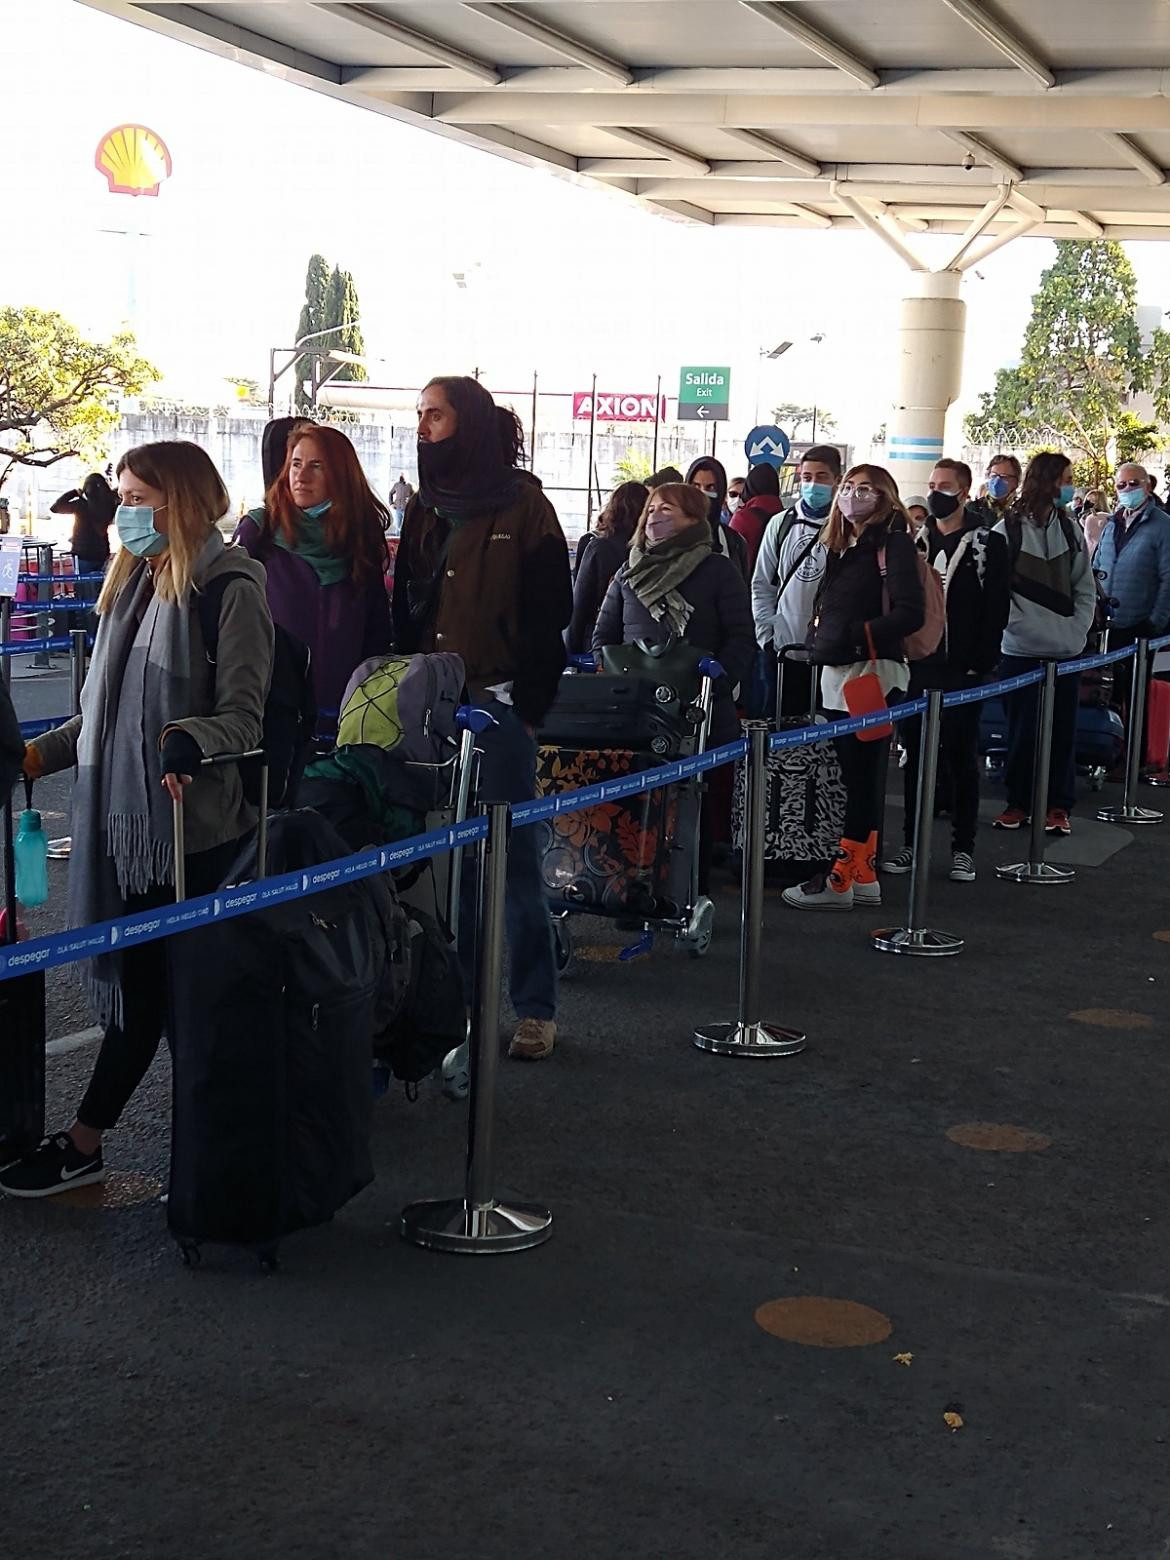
[167,786,386,1268]
[0,791,45,1167]
[537,674,691,757]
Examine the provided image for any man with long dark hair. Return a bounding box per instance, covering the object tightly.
[393,376,571,1063]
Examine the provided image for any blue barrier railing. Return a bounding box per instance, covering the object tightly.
[0,639,1160,984]
[15,572,106,585]
[1,635,76,658]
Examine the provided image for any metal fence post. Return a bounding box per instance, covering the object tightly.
[1097,638,1162,825]
[694,723,806,1056]
[0,599,11,692]
[46,627,91,860]
[585,372,597,529]
[34,544,52,669]
[996,662,1075,884]
[401,802,553,1253]
[873,690,963,955]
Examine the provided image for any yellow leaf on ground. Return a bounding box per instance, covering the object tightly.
[893,1353,914,1366]
[943,1411,964,1431]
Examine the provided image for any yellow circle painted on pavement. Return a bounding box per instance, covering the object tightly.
[54,1171,164,1210]
[1067,1008,1154,1030]
[946,1123,1052,1153]
[754,1297,893,1348]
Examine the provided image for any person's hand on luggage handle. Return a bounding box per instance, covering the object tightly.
[159,727,202,805]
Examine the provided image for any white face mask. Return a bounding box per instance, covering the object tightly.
[727,494,742,513]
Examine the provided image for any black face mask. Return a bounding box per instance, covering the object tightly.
[928,490,961,521]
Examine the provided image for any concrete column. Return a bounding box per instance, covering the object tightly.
[887,269,966,497]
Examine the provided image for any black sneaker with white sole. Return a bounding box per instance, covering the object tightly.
[0,1133,105,1198]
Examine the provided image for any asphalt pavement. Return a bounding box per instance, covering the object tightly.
[3,667,1169,1558]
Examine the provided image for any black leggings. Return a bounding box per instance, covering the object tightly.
[77,836,245,1132]
[833,731,892,841]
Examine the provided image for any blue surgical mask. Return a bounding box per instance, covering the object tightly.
[986,474,1012,501]
[301,500,332,519]
[1057,484,1077,509]
[115,503,168,558]
[800,481,834,514]
[1118,486,1147,510]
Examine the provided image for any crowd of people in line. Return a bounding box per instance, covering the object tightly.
[3,382,1170,1196]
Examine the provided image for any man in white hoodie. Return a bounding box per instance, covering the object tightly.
[751,444,841,718]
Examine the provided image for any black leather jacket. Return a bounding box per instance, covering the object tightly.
[811,524,924,665]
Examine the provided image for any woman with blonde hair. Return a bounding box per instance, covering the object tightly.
[235,422,391,730]
[1,441,274,1197]
[783,463,924,912]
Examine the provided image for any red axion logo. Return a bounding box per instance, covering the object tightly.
[573,391,667,423]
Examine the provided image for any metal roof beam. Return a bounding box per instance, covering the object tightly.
[1099,132,1165,186]
[937,0,1054,90]
[830,182,925,269]
[1069,210,1106,237]
[460,4,633,85]
[308,3,502,85]
[721,128,821,179]
[738,1,880,91]
[937,130,1023,184]
[609,129,710,177]
[936,184,1013,270]
[786,203,833,231]
[957,212,1041,269]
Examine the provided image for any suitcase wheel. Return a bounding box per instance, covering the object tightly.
[177,1241,202,1269]
[552,918,573,974]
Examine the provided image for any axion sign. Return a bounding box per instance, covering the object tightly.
[573,391,667,423]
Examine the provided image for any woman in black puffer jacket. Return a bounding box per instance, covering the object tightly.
[783,463,924,913]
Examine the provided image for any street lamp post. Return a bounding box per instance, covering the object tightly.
[267,319,364,416]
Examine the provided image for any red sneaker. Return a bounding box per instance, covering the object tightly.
[992,806,1028,830]
[1045,808,1072,836]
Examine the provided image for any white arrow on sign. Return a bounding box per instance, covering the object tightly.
[697,405,710,419]
[749,435,787,461]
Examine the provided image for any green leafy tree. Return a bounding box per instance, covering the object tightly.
[293,253,330,387]
[0,306,158,489]
[323,266,367,383]
[1114,411,1161,467]
[612,449,653,485]
[964,240,1170,488]
[770,400,837,439]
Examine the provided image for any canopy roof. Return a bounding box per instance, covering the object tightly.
[80,0,1170,245]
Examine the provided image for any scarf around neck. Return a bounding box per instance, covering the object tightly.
[275,508,348,586]
[623,526,713,635]
[70,529,221,1025]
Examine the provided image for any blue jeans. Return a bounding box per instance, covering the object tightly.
[458,700,556,1023]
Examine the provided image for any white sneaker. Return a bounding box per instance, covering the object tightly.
[880,846,914,875]
[949,851,976,882]
[851,879,882,906]
[782,870,853,911]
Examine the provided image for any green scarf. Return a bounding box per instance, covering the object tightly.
[275,509,348,586]
[623,527,713,635]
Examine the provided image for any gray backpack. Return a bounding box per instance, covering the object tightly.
[336,652,466,767]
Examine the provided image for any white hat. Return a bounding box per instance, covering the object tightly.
[906,495,928,509]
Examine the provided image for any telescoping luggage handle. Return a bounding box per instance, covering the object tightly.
[776,643,820,728]
[172,748,268,902]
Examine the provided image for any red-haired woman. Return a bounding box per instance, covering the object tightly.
[235,423,392,727]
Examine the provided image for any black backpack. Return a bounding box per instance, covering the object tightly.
[378,907,465,1085]
[196,572,316,808]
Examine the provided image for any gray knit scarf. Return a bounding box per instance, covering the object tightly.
[71,530,221,1025]
[623,528,713,635]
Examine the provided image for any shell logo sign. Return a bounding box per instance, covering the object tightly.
[94,125,172,197]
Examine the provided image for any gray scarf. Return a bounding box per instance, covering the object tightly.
[623,528,713,636]
[71,530,221,1025]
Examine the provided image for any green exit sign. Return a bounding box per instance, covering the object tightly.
[678,365,730,421]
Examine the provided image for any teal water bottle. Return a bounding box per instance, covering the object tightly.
[14,778,49,909]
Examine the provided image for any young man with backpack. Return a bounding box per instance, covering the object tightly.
[750,445,841,718]
[992,451,1097,836]
[882,459,1011,883]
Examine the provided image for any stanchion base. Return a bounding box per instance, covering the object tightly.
[398,1196,553,1254]
[995,860,1075,883]
[1096,805,1163,825]
[693,1020,806,1057]
[47,837,71,860]
[871,926,964,957]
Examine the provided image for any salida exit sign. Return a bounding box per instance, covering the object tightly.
[678,366,730,422]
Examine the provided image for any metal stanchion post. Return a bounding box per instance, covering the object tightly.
[440,707,495,1102]
[0,599,11,692]
[401,802,553,1252]
[873,691,963,955]
[34,545,52,669]
[1097,638,1162,825]
[694,723,806,1056]
[47,629,90,860]
[996,662,1074,884]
